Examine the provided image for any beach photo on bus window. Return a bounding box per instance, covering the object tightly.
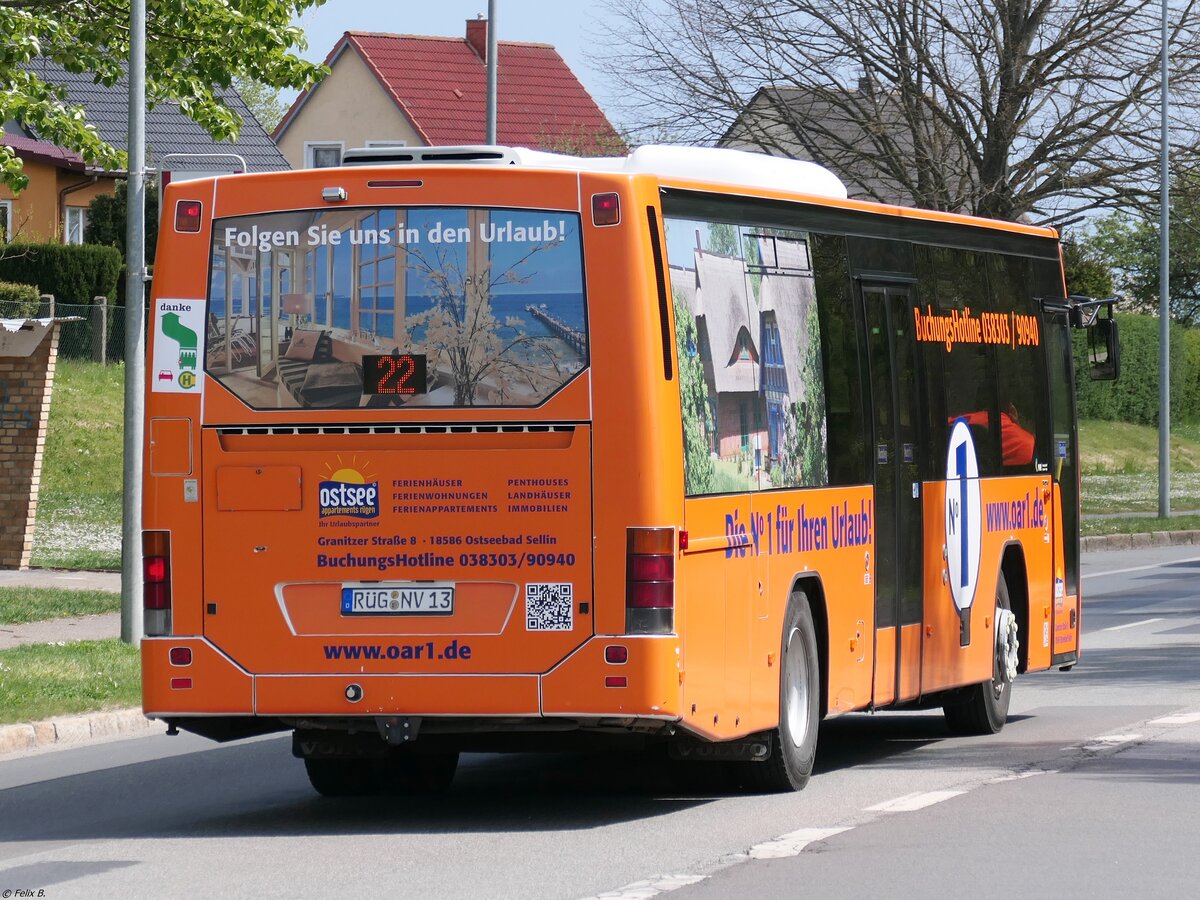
[206,207,587,409]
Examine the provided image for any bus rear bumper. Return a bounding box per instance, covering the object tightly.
[142,636,254,716]
[143,634,683,723]
[540,634,682,719]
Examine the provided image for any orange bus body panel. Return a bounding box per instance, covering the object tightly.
[141,157,1081,753]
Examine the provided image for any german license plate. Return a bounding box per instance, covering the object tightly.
[340,583,454,615]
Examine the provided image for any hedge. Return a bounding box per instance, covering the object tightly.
[0,243,122,305]
[0,280,41,318]
[1075,312,1200,426]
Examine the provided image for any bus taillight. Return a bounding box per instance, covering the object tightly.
[143,530,172,636]
[174,200,202,233]
[626,527,675,634]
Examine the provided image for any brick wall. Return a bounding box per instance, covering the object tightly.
[0,324,60,568]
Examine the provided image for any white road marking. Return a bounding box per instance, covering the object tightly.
[1082,733,1142,752]
[585,873,708,900]
[748,826,852,859]
[1150,712,1200,726]
[865,790,965,812]
[988,769,1055,784]
[1086,556,1200,579]
[1101,617,1164,632]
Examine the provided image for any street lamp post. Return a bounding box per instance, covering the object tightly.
[122,0,146,644]
[1159,0,1171,518]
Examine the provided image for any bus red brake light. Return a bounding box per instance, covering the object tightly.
[142,530,172,636]
[174,200,202,233]
[592,192,620,226]
[626,527,675,634]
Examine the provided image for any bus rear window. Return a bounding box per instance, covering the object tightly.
[205,207,587,409]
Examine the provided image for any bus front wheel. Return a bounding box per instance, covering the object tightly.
[943,576,1017,735]
[738,592,820,792]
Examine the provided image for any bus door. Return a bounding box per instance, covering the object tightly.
[861,283,924,706]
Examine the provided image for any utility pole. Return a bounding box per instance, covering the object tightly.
[1159,0,1171,518]
[486,0,498,144]
[122,0,146,644]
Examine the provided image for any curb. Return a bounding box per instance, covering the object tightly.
[0,707,165,758]
[1081,529,1200,553]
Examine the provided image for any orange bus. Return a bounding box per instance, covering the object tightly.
[141,145,1117,794]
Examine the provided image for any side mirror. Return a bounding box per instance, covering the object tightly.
[1089,317,1119,381]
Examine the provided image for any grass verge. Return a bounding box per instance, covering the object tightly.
[0,587,121,625]
[31,358,124,571]
[0,640,140,725]
[1082,514,1200,537]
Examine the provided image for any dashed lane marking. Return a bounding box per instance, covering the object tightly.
[584,873,708,900]
[864,790,965,813]
[1100,617,1164,632]
[1149,712,1200,726]
[1087,555,1200,579]
[748,827,853,860]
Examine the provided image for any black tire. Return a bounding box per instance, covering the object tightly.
[304,758,378,797]
[943,576,1015,735]
[737,592,821,793]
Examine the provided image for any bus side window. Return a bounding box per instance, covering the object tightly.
[918,246,1002,476]
[812,233,869,486]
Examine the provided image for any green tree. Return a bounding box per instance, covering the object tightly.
[234,76,288,133]
[85,180,159,262]
[0,1,328,193]
[1081,169,1200,323]
[1060,235,1114,300]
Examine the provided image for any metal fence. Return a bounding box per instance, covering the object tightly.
[8,298,133,363]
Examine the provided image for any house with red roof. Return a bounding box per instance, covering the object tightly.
[273,17,624,169]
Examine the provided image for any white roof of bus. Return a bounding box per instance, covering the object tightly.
[339,144,848,201]
[511,145,848,200]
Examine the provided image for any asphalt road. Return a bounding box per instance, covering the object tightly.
[1,545,1198,899]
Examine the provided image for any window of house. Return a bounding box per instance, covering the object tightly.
[0,200,12,242]
[306,142,344,168]
[64,206,87,244]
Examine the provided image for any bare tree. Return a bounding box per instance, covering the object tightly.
[597,0,1200,223]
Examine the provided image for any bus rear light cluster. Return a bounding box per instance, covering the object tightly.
[143,531,172,636]
[604,676,628,688]
[592,192,620,226]
[626,527,675,634]
[170,678,193,690]
[169,647,192,666]
[604,645,628,664]
[174,200,202,233]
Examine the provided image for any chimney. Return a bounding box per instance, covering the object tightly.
[466,15,488,62]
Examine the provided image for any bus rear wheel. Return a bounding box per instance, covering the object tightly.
[943,576,1018,735]
[737,592,820,793]
[304,751,459,796]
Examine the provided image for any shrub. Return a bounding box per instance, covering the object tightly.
[0,243,122,305]
[1076,312,1200,426]
[0,280,40,318]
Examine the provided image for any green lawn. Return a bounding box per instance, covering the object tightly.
[0,587,120,625]
[1079,419,1200,515]
[30,358,124,570]
[0,640,140,725]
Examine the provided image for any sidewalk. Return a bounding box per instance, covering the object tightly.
[0,567,122,650]
[0,567,158,756]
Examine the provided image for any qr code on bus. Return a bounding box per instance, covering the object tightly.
[525,582,573,631]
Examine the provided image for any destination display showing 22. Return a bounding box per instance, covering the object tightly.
[362,353,427,395]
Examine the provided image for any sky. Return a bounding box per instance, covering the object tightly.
[290,1,623,115]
